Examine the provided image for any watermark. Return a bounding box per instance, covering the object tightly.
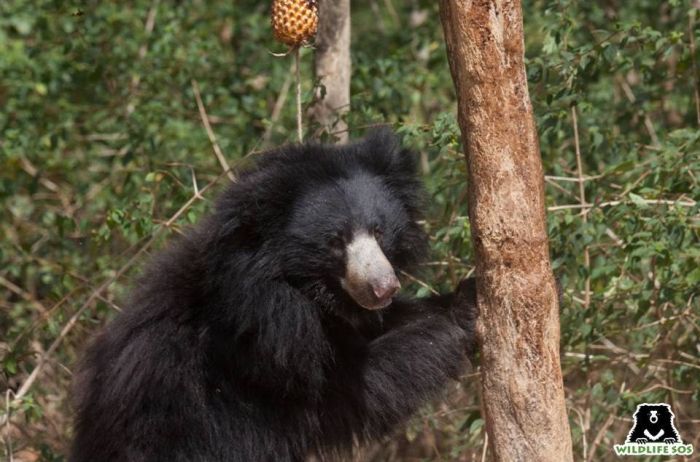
[614,403,694,457]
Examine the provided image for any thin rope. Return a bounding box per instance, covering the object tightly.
[295,47,303,142]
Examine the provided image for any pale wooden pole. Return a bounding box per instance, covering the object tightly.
[438,1,574,460]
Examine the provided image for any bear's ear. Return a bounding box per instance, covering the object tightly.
[213,166,299,245]
[213,188,256,245]
[358,128,426,222]
[359,127,419,177]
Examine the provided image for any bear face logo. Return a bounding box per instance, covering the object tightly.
[625,403,681,445]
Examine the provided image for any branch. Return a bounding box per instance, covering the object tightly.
[191,80,236,182]
[548,198,697,211]
[262,61,294,146]
[572,107,591,308]
[127,0,161,115]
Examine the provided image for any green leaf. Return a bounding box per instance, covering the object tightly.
[628,193,648,208]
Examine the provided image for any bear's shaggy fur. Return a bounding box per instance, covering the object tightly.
[70,130,477,462]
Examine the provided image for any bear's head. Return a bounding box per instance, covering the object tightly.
[214,129,427,310]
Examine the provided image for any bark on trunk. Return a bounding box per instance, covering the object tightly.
[438,1,573,461]
[309,0,351,143]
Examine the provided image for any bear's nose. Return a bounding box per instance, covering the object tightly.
[372,275,401,302]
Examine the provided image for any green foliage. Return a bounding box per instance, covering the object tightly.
[1,0,698,460]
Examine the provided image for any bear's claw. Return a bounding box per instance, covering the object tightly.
[452,278,478,356]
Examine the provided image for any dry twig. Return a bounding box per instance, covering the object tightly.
[192,80,236,182]
[127,0,161,115]
[572,107,591,308]
[548,198,697,211]
[262,61,294,146]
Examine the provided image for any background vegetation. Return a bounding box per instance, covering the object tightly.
[1,0,698,460]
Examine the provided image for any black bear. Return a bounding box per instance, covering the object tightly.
[625,403,681,444]
[70,130,477,462]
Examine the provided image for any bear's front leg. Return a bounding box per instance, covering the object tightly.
[635,438,649,444]
[382,277,478,356]
[663,438,678,444]
[328,313,470,440]
[448,278,479,355]
[320,278,479,445]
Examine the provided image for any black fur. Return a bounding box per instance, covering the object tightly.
[70,130,477,462]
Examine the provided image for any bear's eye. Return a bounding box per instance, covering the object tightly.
[328,232,345,256]
[373,225,384,243]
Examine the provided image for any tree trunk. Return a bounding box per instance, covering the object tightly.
[438,1,573,461]
[309,0,351,143]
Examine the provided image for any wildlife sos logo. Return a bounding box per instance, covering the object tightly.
[614,403,694,457]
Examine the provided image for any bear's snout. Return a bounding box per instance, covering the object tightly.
[341,232,400,310]
[372,274,400,302]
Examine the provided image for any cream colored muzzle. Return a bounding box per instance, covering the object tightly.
[340,232,400,310]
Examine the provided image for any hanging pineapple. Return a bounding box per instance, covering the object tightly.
[270,0,318,142]
[271,0,319,48]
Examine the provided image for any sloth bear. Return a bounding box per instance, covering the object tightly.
[70,130,477,462]
[626,403,682,444]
